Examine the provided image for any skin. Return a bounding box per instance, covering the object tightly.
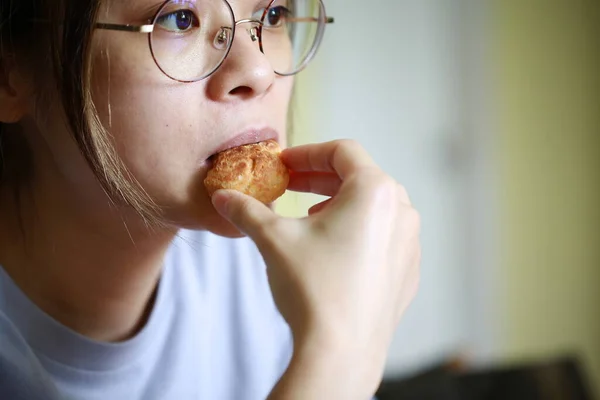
[0,0,421,398]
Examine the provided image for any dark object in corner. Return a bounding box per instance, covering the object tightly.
[377,364,462,400]
[376,356,594,400]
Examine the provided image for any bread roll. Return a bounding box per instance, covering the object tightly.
[204,140,289,204]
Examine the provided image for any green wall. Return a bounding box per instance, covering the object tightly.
[493,0,600,392]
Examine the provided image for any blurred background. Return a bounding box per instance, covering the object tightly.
[276,0,599,398]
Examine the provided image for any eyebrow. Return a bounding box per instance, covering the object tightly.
[101,0,165,21]
[105,0,163,12]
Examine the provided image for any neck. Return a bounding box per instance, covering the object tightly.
[0,177,176,342]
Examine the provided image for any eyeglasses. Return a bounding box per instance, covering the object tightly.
[95,0,334,83]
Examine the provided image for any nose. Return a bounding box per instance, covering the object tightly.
[205,20,275,102]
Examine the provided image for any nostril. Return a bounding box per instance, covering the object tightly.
[228,86,253,97]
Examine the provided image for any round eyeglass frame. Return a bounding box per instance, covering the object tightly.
[95,0,335,83]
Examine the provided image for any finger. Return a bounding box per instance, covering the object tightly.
[211,189,280,241]
[397,183,412,206]
[396,242,421,324]
[308,198,333,216]
[282,140,376,179]
[287,171,342,197]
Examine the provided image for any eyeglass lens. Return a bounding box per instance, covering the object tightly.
[150,0,326,82]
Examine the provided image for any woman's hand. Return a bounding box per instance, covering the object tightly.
[211,140,421,399]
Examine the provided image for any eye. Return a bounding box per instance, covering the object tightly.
[156,9,200,33]
[256,6,291,28]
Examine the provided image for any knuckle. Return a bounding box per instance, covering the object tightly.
[396,184,411,204]
[332,139,370,167]
[379,175,399,192]
[254,215,280,240]
[257,216,284,243]
[367,173,398,202]
[233,196,254,221]
[404,207,421,232]
[357,169,392,189]
[335,138,362,153]
[229,195,281,242]
[237,195,252,213]
[412,243,422,271]
[347,170,400,212]
[416,243,422,265]
[367,170,393,185]
[409,270,421,300]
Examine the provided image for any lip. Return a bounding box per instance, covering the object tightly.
[207,127,280,159]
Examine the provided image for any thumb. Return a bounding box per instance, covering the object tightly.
[211,189,279,240]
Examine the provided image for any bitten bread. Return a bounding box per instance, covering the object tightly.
[204,140,289,204]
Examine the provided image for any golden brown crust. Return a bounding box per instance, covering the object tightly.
[204,140,289,204]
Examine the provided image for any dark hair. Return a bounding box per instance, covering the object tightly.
[0,0,161,223]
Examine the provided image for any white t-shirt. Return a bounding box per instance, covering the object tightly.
[0,230,293,400]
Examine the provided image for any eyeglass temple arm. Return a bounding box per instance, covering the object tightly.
[290,17,334,23]
[96,17,333,33]
[95,23,154,33]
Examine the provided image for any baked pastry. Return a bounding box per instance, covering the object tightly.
[204,140,289,204]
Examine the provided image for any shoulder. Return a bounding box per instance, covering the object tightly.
[0,313,63,400]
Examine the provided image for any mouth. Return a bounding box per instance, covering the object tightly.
[207,128,280,162]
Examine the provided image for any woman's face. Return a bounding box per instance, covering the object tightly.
[31,0,294,237]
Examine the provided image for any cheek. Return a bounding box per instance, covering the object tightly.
[93,75,208,201]
[91,36,210,193]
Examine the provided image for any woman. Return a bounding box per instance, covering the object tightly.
[0,0,421,398]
